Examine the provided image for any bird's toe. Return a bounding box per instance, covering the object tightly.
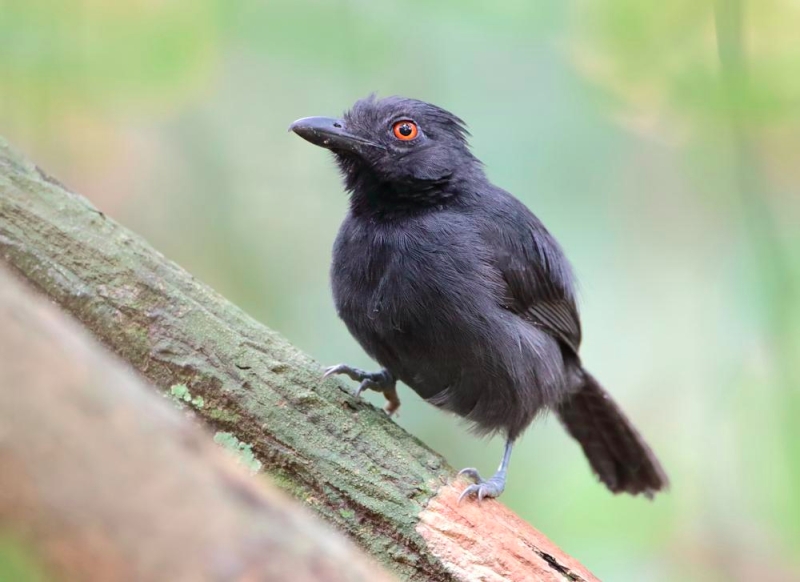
[355,379,376,398]
[457,469,506,502]
[322,364,346,379]
[458,467,483,483]
[458,484,482,503]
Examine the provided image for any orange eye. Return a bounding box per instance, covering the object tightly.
[392,120,418,141]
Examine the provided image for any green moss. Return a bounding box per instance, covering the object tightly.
[213,431,262,475]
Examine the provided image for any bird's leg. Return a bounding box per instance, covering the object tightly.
[458,438,514,502]
[323,364,400,416]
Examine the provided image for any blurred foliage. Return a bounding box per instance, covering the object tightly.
[572,0,800,126]
[0,533,48,582]
[0,0,218,114]
[1,1,799,580]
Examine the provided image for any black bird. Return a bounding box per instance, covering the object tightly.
[289,95,668,501]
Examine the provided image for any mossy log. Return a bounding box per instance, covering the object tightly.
[0,138,598,582]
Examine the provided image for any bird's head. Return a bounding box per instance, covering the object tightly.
[289,95,481,212]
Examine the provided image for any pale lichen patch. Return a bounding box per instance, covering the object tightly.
[213,431,263,475]
[169,384,204,409]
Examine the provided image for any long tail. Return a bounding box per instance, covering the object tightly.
[555,372,668,497]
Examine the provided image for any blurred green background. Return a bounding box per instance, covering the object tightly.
[2,0,799,580]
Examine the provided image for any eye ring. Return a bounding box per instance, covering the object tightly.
[392,120,419,141]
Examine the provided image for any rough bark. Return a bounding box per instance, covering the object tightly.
[0,267,394,582]
[0,137,598,581]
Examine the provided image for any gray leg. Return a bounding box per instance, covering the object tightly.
[458,439,514,502]
[323,364,400,415]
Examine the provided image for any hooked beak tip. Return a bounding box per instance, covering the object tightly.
[288,116,380,153]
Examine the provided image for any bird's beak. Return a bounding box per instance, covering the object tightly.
[289,116,383,154]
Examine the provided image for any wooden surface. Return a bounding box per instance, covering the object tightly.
[418,482,599,581]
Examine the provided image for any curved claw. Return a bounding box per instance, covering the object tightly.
[458,479,505,503]
[459,484,482,503]
[355,379,377,398]
[457,468,483,483]
[323,364,353,380]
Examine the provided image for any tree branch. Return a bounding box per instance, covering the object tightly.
[0,137,597,582]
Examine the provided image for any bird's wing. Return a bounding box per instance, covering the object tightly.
[484,195,582,354]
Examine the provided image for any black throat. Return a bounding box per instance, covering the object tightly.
[336,155,458,219]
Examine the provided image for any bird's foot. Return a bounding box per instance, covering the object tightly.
[323,364,400,416]
[457,467,506,502]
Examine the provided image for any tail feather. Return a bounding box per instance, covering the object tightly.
[556,372,668,497]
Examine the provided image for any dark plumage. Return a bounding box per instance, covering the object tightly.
[290,95,668,500]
